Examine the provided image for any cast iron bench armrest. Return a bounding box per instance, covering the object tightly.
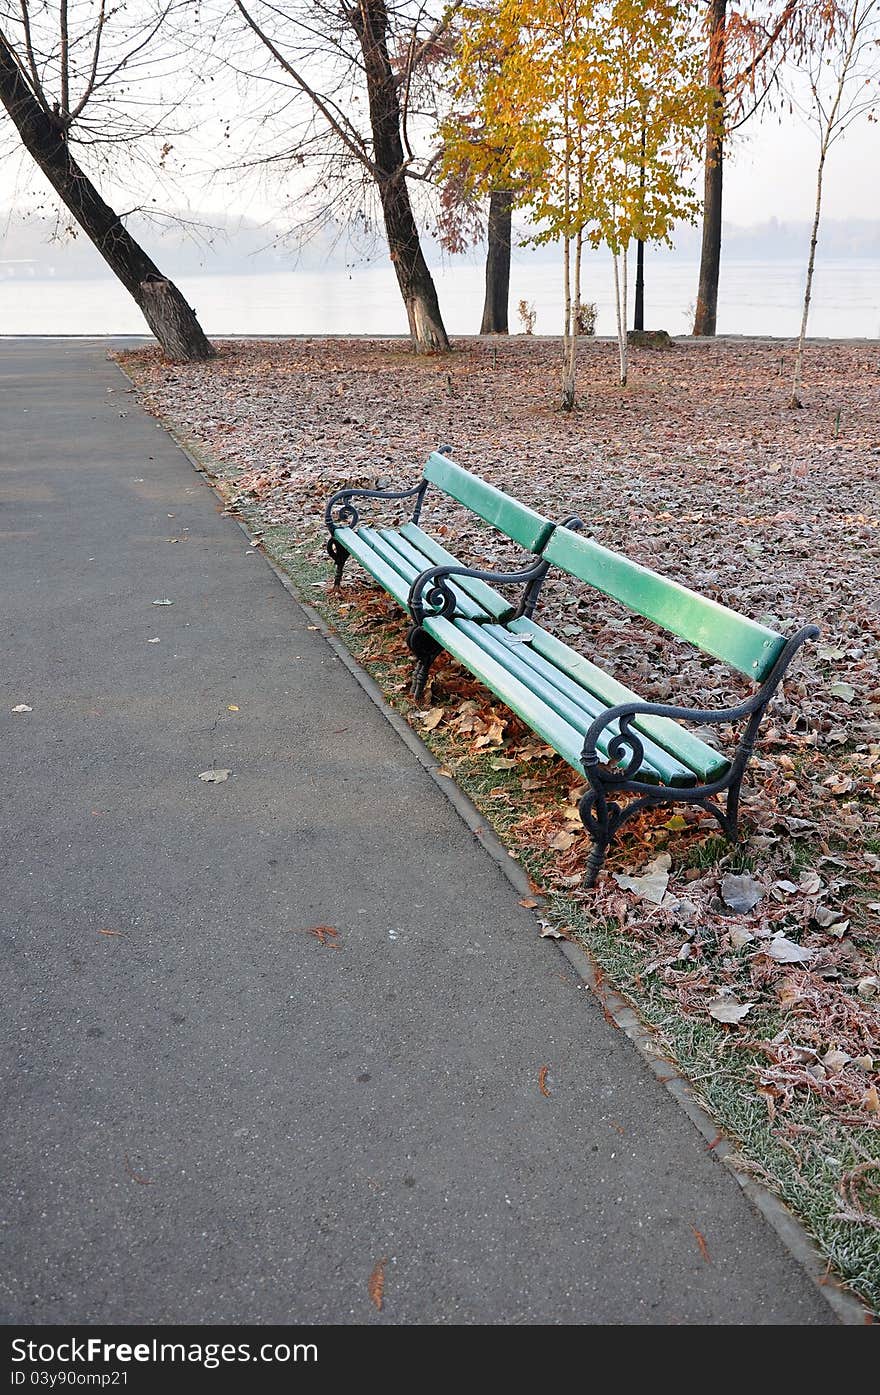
[408,557,550,626]
[325,479,429,531]
[407,515,584,625]
[574,625,819,885]
[581,625,820,781]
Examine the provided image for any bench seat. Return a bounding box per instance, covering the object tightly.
[421,614,730,788]
[334,522,729,788]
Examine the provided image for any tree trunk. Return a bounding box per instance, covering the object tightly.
[693,0,727,337]
[480,189,513,334]
[791,142,828,408]
[613,249,629,387]
[351,1,449,353]
[0,34,214,361]
[561,229,575,411]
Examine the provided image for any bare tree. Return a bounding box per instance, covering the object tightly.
[0,1,214,359]
[228,0,455,353]
[693,0,728,336]
[692,0,829,337]
[788,0,879,406]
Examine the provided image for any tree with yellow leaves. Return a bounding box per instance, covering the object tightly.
[582,0,711,385]
[445,0,711,404]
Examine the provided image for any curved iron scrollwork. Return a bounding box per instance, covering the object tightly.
[327,498,361,529]
[409,555,551,627]
[324,480,428,534]
[576,625,820,886]
[603,715,646,784]
[513,513,583,618]
[422,579,457,620]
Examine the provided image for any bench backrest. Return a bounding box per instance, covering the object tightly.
[424,453,554,554]
[540,526,787,681]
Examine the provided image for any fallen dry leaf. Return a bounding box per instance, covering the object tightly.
[766,935,815,964]
[691,1226,711,1262]
[613,853,671,905]
[708,998,754,1024]
[720,873,763,914]
[98,928,124,937]
[729,926,755,949]
[419,707,444,731]
[368,1259,387,1311]
[829,681,855,703]
[294,925,340,948]
[519,896,539,909]
[538,1065,551,1097]
[538,919,568,939]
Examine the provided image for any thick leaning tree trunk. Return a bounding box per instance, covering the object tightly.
[693,0,727,337]
[352,1,449,353]
[0,35,214,361]
[480,189,513,334]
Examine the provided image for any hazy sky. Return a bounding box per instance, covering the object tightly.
[0,76,877,233]
[724,115,878,224]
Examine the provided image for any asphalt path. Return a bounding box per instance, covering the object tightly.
[0,339,836,1324]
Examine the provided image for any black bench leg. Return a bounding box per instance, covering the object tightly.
[722,769,746,843]
[584,839,610,888]
[406,625,442,700]
[326,536,348,589]
[578,778,617,888]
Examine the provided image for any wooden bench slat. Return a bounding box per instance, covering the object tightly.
[375,528,500,621]
[505,618,731,782]
[461,622,696,786]
[541,527,787,681]
[422,614,589,774]
[339,525,508,626]
[423,453,555,555]
[361,528,497,622]
[332,527,413,608]
[397,523,515,620]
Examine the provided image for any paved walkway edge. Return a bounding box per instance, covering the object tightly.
[117,358,869,1327]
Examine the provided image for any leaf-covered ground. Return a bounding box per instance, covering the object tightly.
[122,335,880,1311]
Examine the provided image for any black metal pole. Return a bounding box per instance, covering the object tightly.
[634,119,646,331]
[634,240,645,331]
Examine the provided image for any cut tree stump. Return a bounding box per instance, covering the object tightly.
[627,329,674,349]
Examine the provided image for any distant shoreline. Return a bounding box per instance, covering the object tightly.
[2,332,879,345]
[4,259,878,339]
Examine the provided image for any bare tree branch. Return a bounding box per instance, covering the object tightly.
[233,0,377,174]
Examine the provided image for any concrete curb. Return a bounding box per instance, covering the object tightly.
[115,356,870,1327]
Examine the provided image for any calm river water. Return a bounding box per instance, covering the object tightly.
[1,256,878,338]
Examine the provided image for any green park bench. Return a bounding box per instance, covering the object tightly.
[325,451,818,885]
